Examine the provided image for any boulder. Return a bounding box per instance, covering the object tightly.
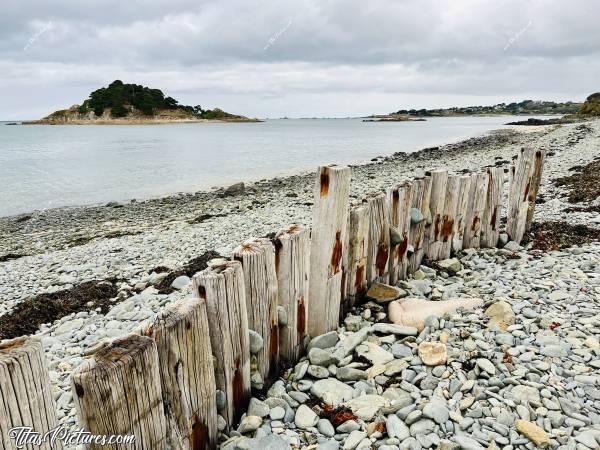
[515,420,550,448]
[389,298,483,331]
[366,282,407,303]
[484,301,515,331]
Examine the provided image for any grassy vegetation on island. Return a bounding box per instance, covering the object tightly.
[395,99,582,117]
[27,80,259,124]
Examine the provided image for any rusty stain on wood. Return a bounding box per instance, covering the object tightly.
[434,214,441,238]
[375,242,389,276]
[273,238,283,272]
[197,285,206,299]
[320,169,330,197]
[398,234,409,258]
[471,216,480,231]
[354,264,365,289]
[269,322,279,379]
[331,230,343,274]
[441,215,454,242]
[232,358,246,423]
[490,208,497,229]
[74,382,84,398]
[190,415,207,450]
[297,296,306,338]
[523,179,531,202]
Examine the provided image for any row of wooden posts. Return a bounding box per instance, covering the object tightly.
[0,148,545,450]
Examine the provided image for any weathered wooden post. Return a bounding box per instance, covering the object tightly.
[388,182,412,284]
[463,172,489,249]
[233,238,279,385]
[308,165,351,337]
[192,260,251,427]
[273,225,310,364]
[507,148,536,243]
[71,334,167,450]
[452,175,472,252]
[425,170,449,260]
[481,167,504,248]
[525,149,546,231]
[144,298,218,450]
[439,175,461,259]
[366,192,391,284]
[345,203,370,313]
[408,176,432,274]
[0,337,62,450]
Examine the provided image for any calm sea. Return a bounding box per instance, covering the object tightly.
[0,116,545,217]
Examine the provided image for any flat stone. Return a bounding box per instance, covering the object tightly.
[337,367,368,381]
[317,418,335,437]
[366,282,407,303]
[476,358,496,375]
[386,414,410,440]
[418,342,447,366]
[484,301,515,331]
[515,420,550,448]
[309,347,339,366]
[344,395,390,421]
[311,378,355,406]
[170,275,190,290]
[453,435,484,450]
[438,258,462,274]
[295,404,318,429]
[249,330,264,354]
[308,331,340,351]
[356,342,394,365]
[422,397,449,424]
[373,323,418,336]
[238,415,262,433]
[248,397,270,417]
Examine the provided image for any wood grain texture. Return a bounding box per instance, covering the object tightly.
[0,337,62,450]
[408,176,432,274]
[425,170,449,260]
[366,192,391,284]
[274,225,310,364]
[71,334,167,450]
[308,165,351,337]
[144,298,218,450]
[506,148,536,243]
[192,260,251,428]
[463,172,489,249]
[481,167,504,248]
[388,182,412,283]
[233,238,279,384]
[452,175,472,253]
[525,149,546,232]
[345,203,370,311]
[439,175,461,259]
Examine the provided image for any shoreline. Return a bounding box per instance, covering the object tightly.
[0,125,550,254]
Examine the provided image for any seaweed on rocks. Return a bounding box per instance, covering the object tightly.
[154,250,223,294]
[0,280,119,340]
[523,221,600,251]
[0,253,27,262]
[554,158,600,203]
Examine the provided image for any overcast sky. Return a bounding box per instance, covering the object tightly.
[1,0,598,120]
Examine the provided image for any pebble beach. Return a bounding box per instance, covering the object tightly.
[1,119,599,449]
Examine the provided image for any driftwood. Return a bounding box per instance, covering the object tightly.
[366,192,391,284]
[481,167,504,248]
[0,337,61,450]
[506,148,536,243]
[408,176,432,273]
[388,182,412,284]
[439,175,461,259]
[425,170,448,260]
[308,165,351,336]
[71,334,167,450]
[389,298,484,332]
[452,175,472,252]
[233,238,279,384]
[525,149,546,231]
[144,298,218,450]
[463,172,489,249]
[192,260,251,427]
[274,225,310,364]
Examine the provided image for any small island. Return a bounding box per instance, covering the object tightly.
[25,80,261,124]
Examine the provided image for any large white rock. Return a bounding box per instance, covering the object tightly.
[310,378,355,406]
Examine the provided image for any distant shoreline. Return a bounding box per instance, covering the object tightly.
[21,117,263,125]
